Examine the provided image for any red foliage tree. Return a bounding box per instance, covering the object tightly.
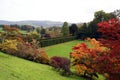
[97,18,120,80]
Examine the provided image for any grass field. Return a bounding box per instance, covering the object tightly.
[45,40,91,58]
[0,52,86,80]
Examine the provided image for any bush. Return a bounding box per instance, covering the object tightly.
[16,42,49,64]
[50,56,71,75]
[0,38,49,64]
[35,48,49,64]
[0,39,18,54]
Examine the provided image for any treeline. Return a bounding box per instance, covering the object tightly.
[0,24,35,32]
[77,10,116,39]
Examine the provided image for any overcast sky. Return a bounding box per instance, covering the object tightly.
[0,0,119,23]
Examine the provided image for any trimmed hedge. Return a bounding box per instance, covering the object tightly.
[40,36,76,47]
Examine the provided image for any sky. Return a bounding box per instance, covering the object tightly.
[0,0,119,23]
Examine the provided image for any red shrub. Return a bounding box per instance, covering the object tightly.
[50,56,71,75]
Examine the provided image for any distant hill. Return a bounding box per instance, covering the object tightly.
[0,20,66,27]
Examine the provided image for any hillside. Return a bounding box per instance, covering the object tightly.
[0,20,64,27]
[0,52,84,80]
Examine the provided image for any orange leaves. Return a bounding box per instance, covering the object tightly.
[71,43,90,59]
[90,38,104,52]
[75,64,87,74]
[70,38,107,76]
[70,41,96,75]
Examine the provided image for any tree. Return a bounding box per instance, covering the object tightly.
[94,10,115,22]
[112,9,120,19]
[10,24,20,29]
[21,25,35,32]
[96,18,120,80]
[77,23,88,39]
[36,26,41,34]
[89,10,115,38]
[61,22,69,36]
[69,24,78,36]
[1,25,21,42]
[77,10,115,39]
[40,27,46,34]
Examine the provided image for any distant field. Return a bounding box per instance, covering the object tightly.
[45,40,92,58]
[0,28,4,32]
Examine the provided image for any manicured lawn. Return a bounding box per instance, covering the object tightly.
[45,40,91,58]
[0,52,85,80]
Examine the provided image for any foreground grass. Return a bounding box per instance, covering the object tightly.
[45,40,91,58]
[0,52,86,80]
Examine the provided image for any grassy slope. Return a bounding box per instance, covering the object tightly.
[0,52,84,80]
[45,40,91,58]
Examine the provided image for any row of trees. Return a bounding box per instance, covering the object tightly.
[77,10,116,39]
[0,24,35,32]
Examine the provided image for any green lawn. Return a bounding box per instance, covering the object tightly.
[0,52,85,80]
[45,40,91,58]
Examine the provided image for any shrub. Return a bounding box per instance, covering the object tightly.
[16,42,36,60]
[16,42,49,64]
[0,39,18,54]
[50,56,71,75]
[35,48,49,64]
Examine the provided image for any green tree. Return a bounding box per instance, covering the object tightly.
[77,23,88,39]
[69,24,78,36]
[61,22,69,36]
[40,28,45,34]
[94,10,115,22]
[89,10,115,38]
[36,27,41,34]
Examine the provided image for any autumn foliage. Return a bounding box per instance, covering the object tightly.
[0,26,49,64]
[70,38,104,79]
[70,18,120,80]
[50,56,71,75]
[97,18,120,80]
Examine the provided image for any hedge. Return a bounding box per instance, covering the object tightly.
[40,36,77,47]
